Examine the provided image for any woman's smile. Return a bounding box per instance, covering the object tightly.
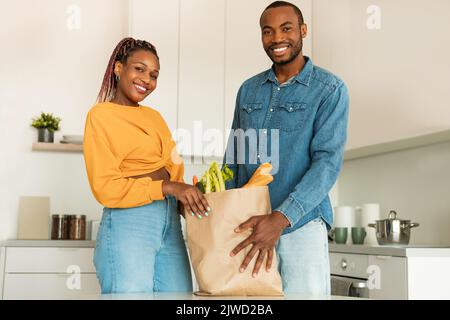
[134,83,148,95]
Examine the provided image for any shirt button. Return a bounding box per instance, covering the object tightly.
[257,154,261,158]
[270,108,274,112]
[289,107,293,111]
[277,87,280,91]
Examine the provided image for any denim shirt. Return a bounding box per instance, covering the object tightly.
[224,57,349,235]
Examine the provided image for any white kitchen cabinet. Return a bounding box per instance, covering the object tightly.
[313,0,450,150]
[0,242,100,300]
[368,255,408,299]
[177,0,226,158]
[5,247,96,273]
[407,256,450,300]
[3,274,99,300]
[224,0,273,136]
[129,0,180,132]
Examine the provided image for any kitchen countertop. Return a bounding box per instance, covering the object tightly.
[329,243,450,257]
[0,240,96,248]
[71,293,366,300]
[2,241,450,258]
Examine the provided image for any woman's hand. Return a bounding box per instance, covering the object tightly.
[163,182,210,219]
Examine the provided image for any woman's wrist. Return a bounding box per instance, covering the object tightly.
[162,181,176,196]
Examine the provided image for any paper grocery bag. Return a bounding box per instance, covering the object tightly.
[186,186,283,296]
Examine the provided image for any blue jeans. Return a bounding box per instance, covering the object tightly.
[93,196,193,294]
[277,218,331,295]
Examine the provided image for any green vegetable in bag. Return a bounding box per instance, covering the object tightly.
[197,161,234,193]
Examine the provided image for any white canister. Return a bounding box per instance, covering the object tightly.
[361,204,380,245]
[354,207,363,227]
[91,220,100,241]
[333,206,356,228]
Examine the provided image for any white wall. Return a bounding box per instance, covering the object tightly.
[338,141,450,245]
[0,0,129,240]
[313,0,450,149]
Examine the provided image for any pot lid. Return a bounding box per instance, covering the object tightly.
[377,210,410,222]
[388,210,399,220]
[373,210,420,229]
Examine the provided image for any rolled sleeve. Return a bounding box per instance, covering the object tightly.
[148,179,164,201]
[275,197,307,227]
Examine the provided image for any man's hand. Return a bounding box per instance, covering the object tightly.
[230,211,290,277]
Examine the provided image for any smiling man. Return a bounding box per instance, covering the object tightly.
[224,1,349,294]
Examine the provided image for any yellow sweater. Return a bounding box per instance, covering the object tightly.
[83,102,184,208]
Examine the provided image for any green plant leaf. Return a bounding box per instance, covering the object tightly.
[30,112,61,131]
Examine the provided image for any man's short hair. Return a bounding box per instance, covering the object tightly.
[261,1,305,26]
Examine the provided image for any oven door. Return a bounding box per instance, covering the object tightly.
[331,275,369,298]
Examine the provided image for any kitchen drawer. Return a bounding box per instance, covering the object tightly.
[3,273,100,300]
[5,247,95,273]
[330,252,370,279]
[368,255,407,299]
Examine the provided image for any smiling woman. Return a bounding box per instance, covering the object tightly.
[83,37,210,294]
[95,38,160,104]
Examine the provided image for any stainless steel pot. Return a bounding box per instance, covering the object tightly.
[368,210,419,245]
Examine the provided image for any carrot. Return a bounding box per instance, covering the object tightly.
[193,175,198,186]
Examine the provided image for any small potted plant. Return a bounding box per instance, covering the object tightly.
[30,112,62,143]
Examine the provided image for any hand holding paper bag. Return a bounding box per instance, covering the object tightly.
[185,186,283,296]
[230,211,289,277]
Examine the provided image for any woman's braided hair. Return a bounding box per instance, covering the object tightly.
[96,37,159,103]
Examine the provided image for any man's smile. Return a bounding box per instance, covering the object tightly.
[270,44,290,56]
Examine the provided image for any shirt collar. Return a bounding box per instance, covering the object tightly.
[262,56,313,87]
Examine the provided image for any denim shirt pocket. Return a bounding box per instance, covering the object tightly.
[240,103,263,129]
[273,102,307,132]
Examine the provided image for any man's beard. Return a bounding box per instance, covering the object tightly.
[267,39,303,65]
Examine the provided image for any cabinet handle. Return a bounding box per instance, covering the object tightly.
[351,281,368,289]
[375,256,392,260]
[341,258,348,270]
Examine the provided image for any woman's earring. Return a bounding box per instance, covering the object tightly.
[115,74,120,82]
